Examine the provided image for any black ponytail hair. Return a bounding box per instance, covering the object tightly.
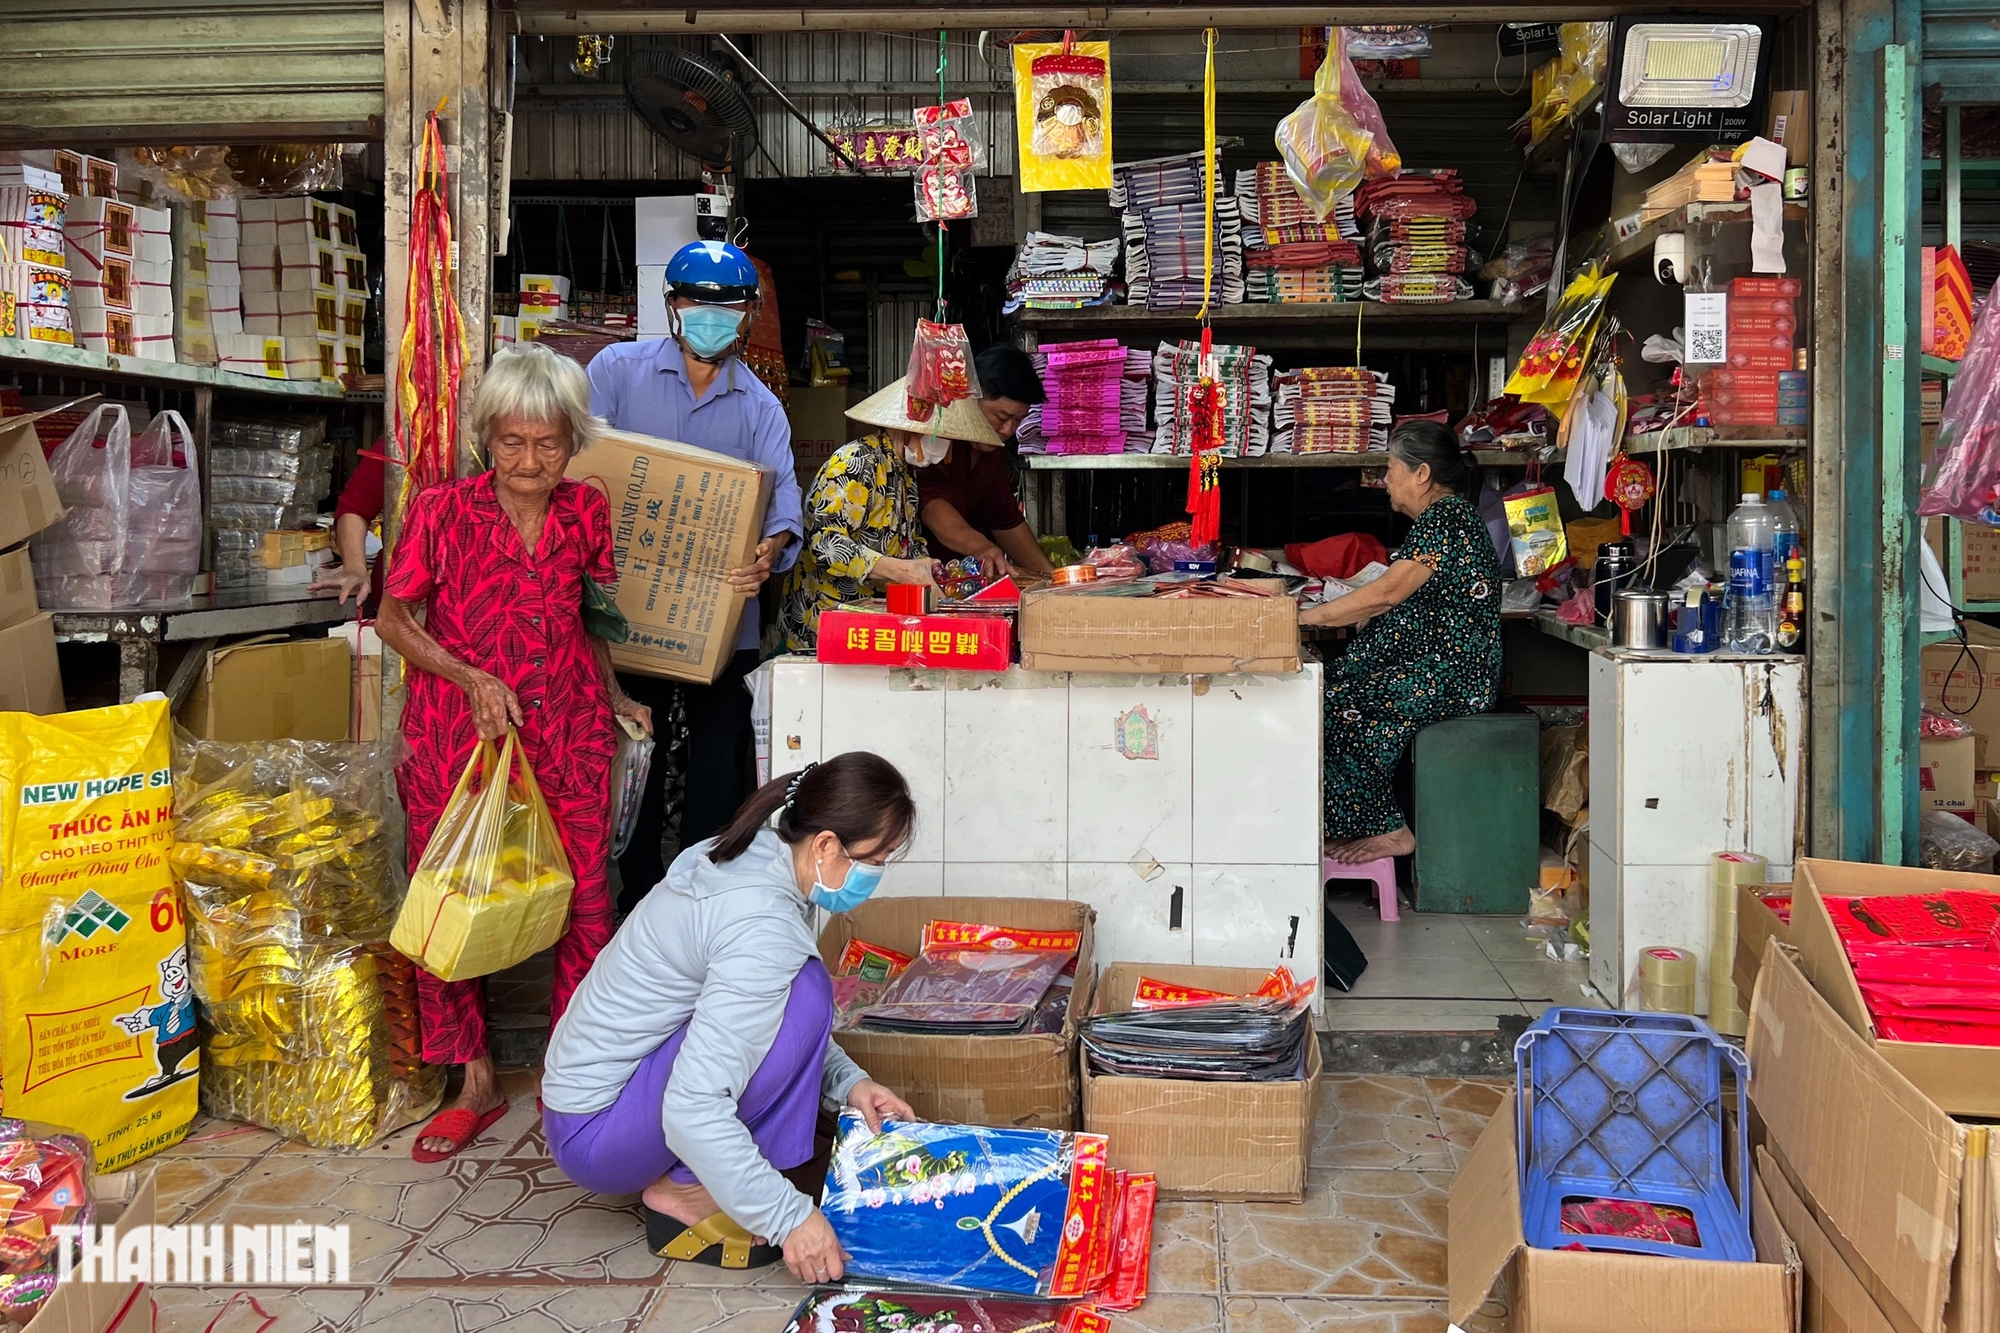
[708,751,916,865]
[1387,419,1479,497]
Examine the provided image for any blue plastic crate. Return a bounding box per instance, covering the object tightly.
[1513,1007,1753,1263]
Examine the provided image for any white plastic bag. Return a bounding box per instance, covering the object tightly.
[33,402,202,608]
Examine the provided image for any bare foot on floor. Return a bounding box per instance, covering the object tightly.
[643,1177,721,1228]
[1330,826,1416,864]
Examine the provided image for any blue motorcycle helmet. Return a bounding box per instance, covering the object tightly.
[666,239,760,305]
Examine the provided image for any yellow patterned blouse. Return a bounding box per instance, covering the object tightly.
[779,432,929,651]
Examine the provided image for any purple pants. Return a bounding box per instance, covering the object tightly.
[542,959,834,1196]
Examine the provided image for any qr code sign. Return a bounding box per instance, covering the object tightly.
[1685,292,1729,364]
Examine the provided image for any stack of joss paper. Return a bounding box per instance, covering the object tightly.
[818,1110,1155,1309]
[855,922,1081,1035]
[1822,889,2000,1045]
[1271,366,1394,454]
[1082,966,1316,1081]
[171,738,443,1148]
[1236,162,1365,304]
[1152,339,1272,456]
[1356,169,1479,304]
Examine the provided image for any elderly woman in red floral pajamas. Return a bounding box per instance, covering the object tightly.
[378,342,653,1162]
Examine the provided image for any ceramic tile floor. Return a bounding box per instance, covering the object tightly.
[147,1071,1515,1333]
[1319,889,1604,1032]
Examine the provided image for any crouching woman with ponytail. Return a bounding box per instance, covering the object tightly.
[539,751,918,1284]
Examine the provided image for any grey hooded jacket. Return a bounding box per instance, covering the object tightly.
[541,829,869,1245]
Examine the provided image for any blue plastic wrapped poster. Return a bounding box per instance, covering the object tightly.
[821,1111,1113,1298]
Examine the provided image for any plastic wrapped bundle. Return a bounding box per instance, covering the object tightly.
[172,737,444,1150]
[0,1119,93,1328]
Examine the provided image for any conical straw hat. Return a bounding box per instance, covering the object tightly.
[845,376,1003,446]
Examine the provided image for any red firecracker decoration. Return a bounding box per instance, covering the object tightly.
[393,107,469,513]
[1185,329,1223,544]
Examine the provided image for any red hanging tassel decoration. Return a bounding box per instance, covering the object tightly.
[1185,329,1222,545]
[393,106,468,512]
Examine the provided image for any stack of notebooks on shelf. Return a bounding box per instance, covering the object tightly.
[1270,366,1395,454]
[1152,338,1272,456]
[1356,169,1479,304]
[1235,162,1365,304]
[835,922,1079,1037]
[1110,152,1244,310]
[1005,231,1120,312]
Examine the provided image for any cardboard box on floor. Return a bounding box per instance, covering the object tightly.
[1792,856,2000,1117]
[1755,1144,1900,1333]
[1747,943,1996,1333]
[1018,581,1300,674]
[22,1166,154,1333]
[180,636,350,741]
[1082,963,1320,1202]
[567,427,772,686]
[1732,881,1793,1014]
[820,895,1093,1131]
[1920,622,2000,740]
[1448,1095,1800,1333]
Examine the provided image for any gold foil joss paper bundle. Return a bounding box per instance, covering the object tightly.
[171,739,442,1150]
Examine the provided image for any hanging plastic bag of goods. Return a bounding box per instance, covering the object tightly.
[391,729,576,983]
[1015,37,1113,192]
[174,735,444,1150]
[0,699,197,1171]
[1919,293,2000,523]
[1276,28,1402,221]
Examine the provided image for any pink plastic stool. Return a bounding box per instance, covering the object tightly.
[1324,855,1400,922]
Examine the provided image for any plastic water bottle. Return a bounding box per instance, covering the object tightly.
[1767,489,1802,569]
[1724,493,1777,653]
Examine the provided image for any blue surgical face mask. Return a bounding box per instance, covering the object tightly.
[676,305,744,358]
[809,845,886,913]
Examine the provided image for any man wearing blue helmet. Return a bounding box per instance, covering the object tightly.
[588,239,804,916]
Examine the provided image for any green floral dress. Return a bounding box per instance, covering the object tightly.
[780,432,927,651]
[1324,493,1502,840]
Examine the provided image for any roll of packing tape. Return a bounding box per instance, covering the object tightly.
[1639,946,1698,1014]
[1051,563,1098,586]
[1707,853,1764,1035]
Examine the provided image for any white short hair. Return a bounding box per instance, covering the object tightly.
[471,343,601,454]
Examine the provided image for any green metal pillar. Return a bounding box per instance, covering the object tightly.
[1881,44,1914,864]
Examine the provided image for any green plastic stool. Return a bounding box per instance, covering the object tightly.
[1412,713,1539,914]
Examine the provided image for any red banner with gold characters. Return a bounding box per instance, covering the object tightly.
[816,610,1011,670]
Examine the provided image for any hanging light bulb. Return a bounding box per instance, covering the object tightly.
[571,34,614,79]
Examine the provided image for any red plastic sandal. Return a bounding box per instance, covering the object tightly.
[411,1102,509,1163]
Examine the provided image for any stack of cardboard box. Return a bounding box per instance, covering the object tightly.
[0,411,71,715]
[173,197,240,367]
[1700,277,1801,427]
[517,273,570,341]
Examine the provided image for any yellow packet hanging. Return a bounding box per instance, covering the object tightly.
[1015,39,1112,192]
[1504,487,1570,577]
[0,699,196,1171]
[392,729,575,982]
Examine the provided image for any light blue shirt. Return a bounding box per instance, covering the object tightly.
[587,337,803,651]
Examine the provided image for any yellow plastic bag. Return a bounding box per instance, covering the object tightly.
[0,699,197,1171]
[391,730,574,982]
[1275,28,1402,220]
[1014,39,1112,193]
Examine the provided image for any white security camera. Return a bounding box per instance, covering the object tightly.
[1654,233,1687,285]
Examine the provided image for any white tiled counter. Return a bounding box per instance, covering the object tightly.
[769,659,1325,1003]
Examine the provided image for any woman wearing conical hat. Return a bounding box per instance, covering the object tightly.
[777,377,1003,651]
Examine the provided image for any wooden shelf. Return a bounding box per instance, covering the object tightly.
[1021,450,1535,471]
[1599,201,1811,271]
[1014,300,1538,331]
[0,337,345,401]
[1923,355,1961,380]
[1628,427,1807,453]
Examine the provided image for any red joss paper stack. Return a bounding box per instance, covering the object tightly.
[1824,889,2000,1044]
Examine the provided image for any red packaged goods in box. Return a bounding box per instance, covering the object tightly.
[1730,349,1795,370]
[1728,313,1797,336]
[1820,888,2000,1046]
[857,920,1081,1033]
[1731,276,1802,298]
[1728,297,1797,319]
[816,609,1011,670]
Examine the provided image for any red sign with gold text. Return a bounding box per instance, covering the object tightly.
[817,610,1012,671]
